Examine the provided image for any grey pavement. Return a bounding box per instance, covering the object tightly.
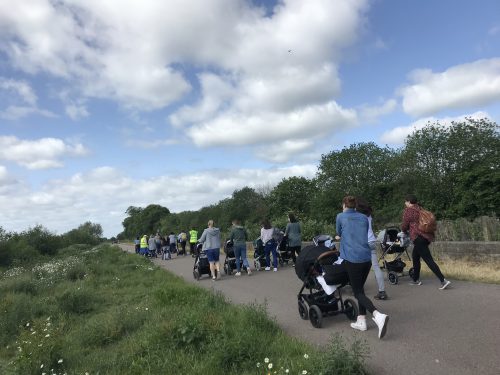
[120,245,500,375]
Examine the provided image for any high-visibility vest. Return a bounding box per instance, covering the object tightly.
[140,236,147,248]
[189,230,198,243]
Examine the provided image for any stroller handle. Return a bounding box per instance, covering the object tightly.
[317,250,339,260]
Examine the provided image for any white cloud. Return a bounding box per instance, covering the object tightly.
[187,101,357,148]
[400,58,500,116]
[0,0,368,162]
[0,164,317,237]
[380,111,490,145]
[0,77,37,105]
[0,105,56,120]
[360,99,397,123]
[257,139,314,163]
[65,104,89,120]
[0,136,89,170]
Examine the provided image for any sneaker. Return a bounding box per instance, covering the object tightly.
[212,276,216,281]
[235,272,241,276]
[374,291,388,300]
[409,280,422,286]
[372,313,389,339]
[265,267,271,271]
[439,279,451,290]
[247,269,252,276]
[273,268,278,272]
[350,320,367,331]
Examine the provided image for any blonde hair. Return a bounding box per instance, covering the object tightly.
[207,219,214,227]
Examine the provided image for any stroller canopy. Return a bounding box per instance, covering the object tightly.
[295,244,330,281]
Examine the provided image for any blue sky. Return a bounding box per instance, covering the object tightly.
[1,0,499,237]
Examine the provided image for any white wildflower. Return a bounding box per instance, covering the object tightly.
[304,353,309,359]
[45,334,50,337]
[264,358,269,363]
[58,359,63,364]
[26,323,30,327]
[285,370,289,373]
[256,362,260,368]
[268,363,273,369]
[41,364,44,368]
[302,371,308,375]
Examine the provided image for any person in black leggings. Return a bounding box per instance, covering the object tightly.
[336,196,389,339]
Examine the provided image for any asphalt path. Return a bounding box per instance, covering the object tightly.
[120,244,500,375]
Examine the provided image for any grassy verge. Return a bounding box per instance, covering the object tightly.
[0,244,368,375]
[420,257,500,284]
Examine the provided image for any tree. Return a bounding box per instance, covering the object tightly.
[268,176,314,219]
[121,204,170,238]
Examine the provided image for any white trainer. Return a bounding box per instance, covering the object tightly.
[265,267,271,271]
[273,267,278,272]
[235,272,241,276]
[439,279,451,290]
[350,320,367,331]
[372,313,389,339]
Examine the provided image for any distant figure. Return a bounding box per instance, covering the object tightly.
[285,212,301,266]
[134,236,140,254]
[179,230,188,255]
[140,235,148,255]
[261,219,278,272]
[148,234,156,257]
[189,227,198,256]
[230,219,251,276]
[402,194,450,289]
[168,232,177,255]
[199,220,221,280]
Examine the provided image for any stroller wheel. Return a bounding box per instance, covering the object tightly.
[408,267,415,280]
[343,298,358,321]
[193,270,200,280]
[309,305,322,328]
[388,271,398,285]
[298,300,308,320]
[255,260,261,271]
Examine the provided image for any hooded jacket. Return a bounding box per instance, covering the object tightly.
[230,225,248,246]
[199,227,221,251]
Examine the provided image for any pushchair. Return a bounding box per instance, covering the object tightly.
[193,244,211,280]
[276,231,293,266]
[253,237,266,271]
[223,240,247,275]
[296,235,358,328]
[378,227,414,285]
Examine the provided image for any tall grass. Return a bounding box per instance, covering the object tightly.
[0,244,368,375]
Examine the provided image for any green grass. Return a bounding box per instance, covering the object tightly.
[0,244,368,375]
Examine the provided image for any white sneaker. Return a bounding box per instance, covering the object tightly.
[439,279,451,290]
[247,268,252,275]
[372,313,389,339]
[273,267,278,272]
[265,267,271,271]
[235,272,241,276]
[350,320,367,331]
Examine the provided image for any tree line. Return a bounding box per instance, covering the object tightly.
[118,118,499,240]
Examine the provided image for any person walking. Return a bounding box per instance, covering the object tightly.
[261,219,278,272]
[285,212,301,267]
[336,195,389,339]
[230,219,252,276]
[140,234,148,255]
[134,236,140,254]
[189,227,198,256]
[178,230,188,255]
[168,232,177,256]
[199,220,221,281]
[148,234,156,257]
[356,197,388,300]
[402,194,451,289]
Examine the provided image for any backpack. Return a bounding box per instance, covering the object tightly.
[418,208,437,234]
[181,232,187,241]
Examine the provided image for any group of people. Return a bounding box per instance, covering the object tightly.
[134,227,201,258]
[134,194,451,340]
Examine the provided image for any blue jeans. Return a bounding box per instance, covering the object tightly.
[234,244,250,272]
[264,240,278,268]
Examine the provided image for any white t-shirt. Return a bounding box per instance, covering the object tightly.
[261,228,274,243]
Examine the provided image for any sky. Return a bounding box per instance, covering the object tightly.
[0,0,499,237]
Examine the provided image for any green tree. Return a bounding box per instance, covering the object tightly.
[269,176,314,219]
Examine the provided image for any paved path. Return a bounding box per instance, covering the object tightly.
[120,245,500,375]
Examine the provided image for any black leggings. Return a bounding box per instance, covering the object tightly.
[289,246,301,264]
[412,236,444,282]
[344,260,376,316]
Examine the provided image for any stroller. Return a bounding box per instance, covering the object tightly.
[378,227,414,285]
[193,243,211,280]
[276,231,293,266]
[253,237,266,271]
[296,235,358,328]
[223,240,247,275]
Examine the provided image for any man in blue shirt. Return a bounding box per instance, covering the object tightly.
[335,196,389,339]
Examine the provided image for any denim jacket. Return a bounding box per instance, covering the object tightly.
[335,208,371,263]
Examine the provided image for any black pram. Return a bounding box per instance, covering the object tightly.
[296,236,358,328]
[378,227,414,284]
[192,244,210,280]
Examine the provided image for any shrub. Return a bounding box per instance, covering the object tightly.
[314,334,369,375]
[66,263,87,281]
